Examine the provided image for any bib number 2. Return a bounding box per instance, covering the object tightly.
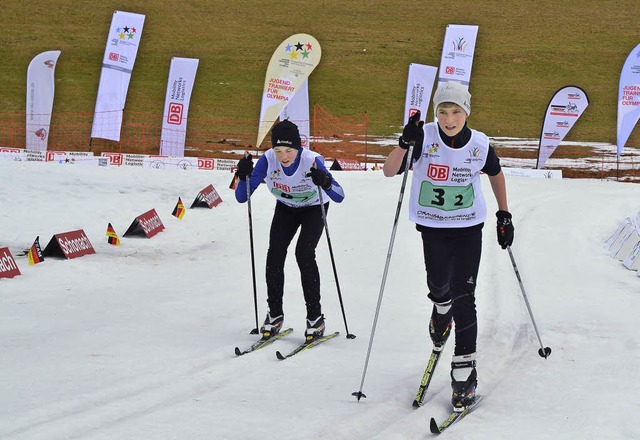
[419,181,475,211]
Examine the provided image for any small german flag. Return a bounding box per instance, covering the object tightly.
[229,173,239,190]
[27,236,44,265]
[106,223,121,245]
[172,197,185,219]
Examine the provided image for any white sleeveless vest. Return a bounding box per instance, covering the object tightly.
[264,148,326,207]
[408,122,490,228]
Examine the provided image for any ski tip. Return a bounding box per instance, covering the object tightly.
[351,391,367,401]
[412,400,421,408]
[275,351,286,360]
[234,347,242,356]
[429,417,441,434]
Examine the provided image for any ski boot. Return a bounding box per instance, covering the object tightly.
[305,314,325,340]
[260,312,284,337]
[429,299,453,351]
[451,353,478,412]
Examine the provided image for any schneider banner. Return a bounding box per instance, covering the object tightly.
[159,57,199,157]
[617,42,640,157]
[91,11,146,142]
[257,34,322,148]
[26,50,61,151]
[404,63,437,123]
[536,86,590,169]
[437,24,478,88]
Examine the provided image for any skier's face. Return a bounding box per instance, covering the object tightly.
[436,103,467,137]
[273,147,298,166]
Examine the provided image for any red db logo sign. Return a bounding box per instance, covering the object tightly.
[427,164,449,181]
[109,52,119,62]
[167,102,183,125]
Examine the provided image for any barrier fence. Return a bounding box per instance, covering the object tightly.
[1,107,638,180]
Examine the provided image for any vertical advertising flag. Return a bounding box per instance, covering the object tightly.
[159,57,199,156]
[403,64,438,123]
[279,79,310,147]
[437,24,479,88]
[91,11,145,142]
[617,43,640,157]
[257,34,322,148]
[536,86,590,169]
[26,50,61,151]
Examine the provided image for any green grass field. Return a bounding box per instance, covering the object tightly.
[1,0,640,146]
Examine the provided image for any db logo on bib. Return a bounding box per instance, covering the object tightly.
[427,164,449,181]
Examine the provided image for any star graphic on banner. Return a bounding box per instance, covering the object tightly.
[119,33,126,39]
[123,26,130,33]
[115,27,121,33]
[295,42,303,51]
[290,51,299,60]
[301,50,310,59]
[306,42,313,51]
[132,27,137,33]
[285,44,293,52]
[127,33,134,39]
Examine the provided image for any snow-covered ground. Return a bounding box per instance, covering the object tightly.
[1,158,639,439]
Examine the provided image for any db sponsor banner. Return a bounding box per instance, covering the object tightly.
[102,152,124,166]
[124,208,165,238]
[437,24,478,88]
[45,151,94,162]
[404,64,437,123]
[0,247,21,279]
[191,184,223,208]
[123,153,147,167]
[43,229,96,259]
[159,57,199,157]
[213,158,237,171]
[0,148,26,161]
[197,157,215,170]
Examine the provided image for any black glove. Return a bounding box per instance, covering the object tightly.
[398,110,424,150]
[496,210,514,249]
[308,167,333,190]
[236,154,254,181]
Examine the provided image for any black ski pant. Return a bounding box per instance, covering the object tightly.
[418,224,483,356]
[265,202,328,321]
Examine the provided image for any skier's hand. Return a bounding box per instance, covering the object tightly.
[308,167,333,190]
[496,210,514,249]
[236,154,254,181]
[399,110,424,150]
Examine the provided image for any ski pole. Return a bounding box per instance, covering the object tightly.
[317,185,356,339]
[506,246,551,358]
[352,141,415,401]
[237,151,259,335]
